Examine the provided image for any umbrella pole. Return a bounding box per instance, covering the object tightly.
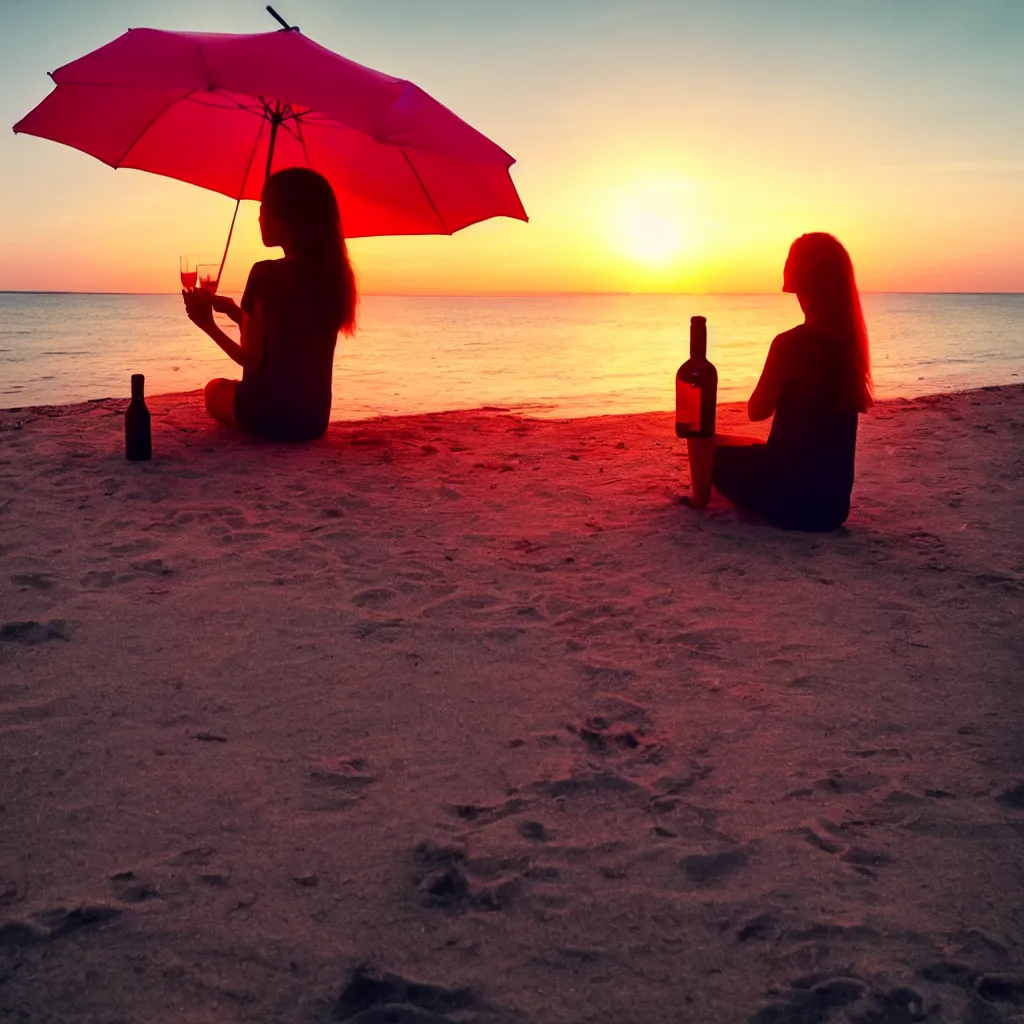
[216,116,267,284]
[216,198,243,287]
[265,106,282,182]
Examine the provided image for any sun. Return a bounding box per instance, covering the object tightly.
[611,179,695,268]
[618,209,684,266]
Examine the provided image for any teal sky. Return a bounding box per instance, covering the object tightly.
[1,0,1022,293]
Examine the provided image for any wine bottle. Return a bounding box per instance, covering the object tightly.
[125,374,152,461]
[675,315,718,438]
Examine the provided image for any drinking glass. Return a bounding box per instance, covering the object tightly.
[196,264,220,294]
[179,255,198,290]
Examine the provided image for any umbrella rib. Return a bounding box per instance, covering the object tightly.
[113,89,196,169]
[277,117,304,145]
[238,115,267,198]
[113,88,264,175]
[400,147,451,235]
[191,93,264,116]
[217,115,268,281]
[293,115,313,169]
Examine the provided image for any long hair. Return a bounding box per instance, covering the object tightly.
[261,167,357,336]
[784,233,872,412]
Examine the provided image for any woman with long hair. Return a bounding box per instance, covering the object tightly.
[687,233,872,531]
[183,167,357,442]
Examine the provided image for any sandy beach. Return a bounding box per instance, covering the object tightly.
[1,385,1022,1023]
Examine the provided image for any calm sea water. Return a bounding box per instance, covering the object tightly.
[0,292,1020,419]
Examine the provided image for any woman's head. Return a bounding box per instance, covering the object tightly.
[259,167,357,335]
[783,232,872,412]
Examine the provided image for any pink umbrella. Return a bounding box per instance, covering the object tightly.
[13,16,527,271]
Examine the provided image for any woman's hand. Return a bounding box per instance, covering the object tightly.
[182,287,215,332]
[182,288,251,371]
[210,294,242,323]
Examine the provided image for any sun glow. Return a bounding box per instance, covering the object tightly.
[617,208,684,266]
[611,177,698,270]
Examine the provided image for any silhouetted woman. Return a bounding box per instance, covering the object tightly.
[183,167,357,442]
[687,233,872,531]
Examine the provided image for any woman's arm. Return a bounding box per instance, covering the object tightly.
[182,289,263,373]
[747,334,790,421]
[211,294,242,325]
[239,300,265,374]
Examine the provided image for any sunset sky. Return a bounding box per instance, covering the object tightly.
[1,0,1022,295]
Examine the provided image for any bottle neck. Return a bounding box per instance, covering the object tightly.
[689,320,707,360]
[131,375,145,401]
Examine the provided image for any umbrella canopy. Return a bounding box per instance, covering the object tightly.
[12,27,528,238]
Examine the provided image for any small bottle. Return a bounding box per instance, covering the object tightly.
[675,315,718,438]
[125,373,152,461]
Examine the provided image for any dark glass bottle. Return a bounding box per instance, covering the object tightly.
[675,315,718,438]
[125,373,151,461]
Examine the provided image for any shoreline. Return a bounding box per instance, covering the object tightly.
[1,383,1022,1022]
[4,288,1024,296]
[1,379,1021,425]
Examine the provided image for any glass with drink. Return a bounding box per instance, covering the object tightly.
[179,255,198,290]
[196,264,220,294]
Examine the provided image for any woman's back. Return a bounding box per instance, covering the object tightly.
[764,324,859,529]
[236,258,339,441]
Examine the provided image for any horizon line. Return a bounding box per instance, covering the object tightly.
[2,289,1023,298]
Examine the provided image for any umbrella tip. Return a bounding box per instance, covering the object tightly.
[266,5,298,31]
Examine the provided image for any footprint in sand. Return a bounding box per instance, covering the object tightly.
[749,977,905,1024]
[790,824,843,854]
[165,846,215,868]
[0,620,70,644]
[447,797,529,826]
[410,840,526,914]
[335,966,490,1023]
[535,769,644,800]
[515,820,549,842]
[974,974,1024,1008]
[0,902,122,945]
[108,870,161,904]
[735,911,779,943]
[107,539,158,556]
[410,840,470,911]
[812,768,887,795]
[10,573,55,591]
[80,570,117,589]
[128,558,173,577]
[995,781,1024,809]
[307,756,376,810]
[680,848,748,885]
[354,618,405,641]
[839,846,895,869]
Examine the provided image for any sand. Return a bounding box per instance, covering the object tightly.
[0,385,1022,1024]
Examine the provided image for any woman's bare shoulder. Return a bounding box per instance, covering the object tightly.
[766,325,806,363]
[773,324,812,346]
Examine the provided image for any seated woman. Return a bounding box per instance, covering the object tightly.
[687,233,872,532]
[183,167,357,442]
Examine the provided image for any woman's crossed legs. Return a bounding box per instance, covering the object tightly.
[685,433,762,508]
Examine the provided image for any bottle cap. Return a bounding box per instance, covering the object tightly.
[690,315,707,326]
[131,373,145,387]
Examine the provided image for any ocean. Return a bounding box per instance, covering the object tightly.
[0,292,1020,419]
